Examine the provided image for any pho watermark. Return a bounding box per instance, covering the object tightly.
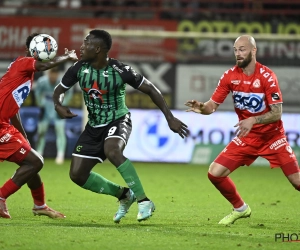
[275,233,300,242]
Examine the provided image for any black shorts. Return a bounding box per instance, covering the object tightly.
[72,113,132,162]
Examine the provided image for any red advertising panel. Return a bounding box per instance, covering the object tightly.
[0,16,177,62]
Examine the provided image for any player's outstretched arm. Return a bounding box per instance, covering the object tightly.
[185,99,218,115]
[35,48,78,72]
[138,79,189,138]
[53,84,77,119]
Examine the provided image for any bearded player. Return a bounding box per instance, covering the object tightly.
[0,33,78,218]
[185,35,300,225]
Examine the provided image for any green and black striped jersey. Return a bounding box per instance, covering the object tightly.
[61,58,145,127]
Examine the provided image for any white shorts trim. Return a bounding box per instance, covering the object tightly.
[105,135,127,145]
[72,153,103,163]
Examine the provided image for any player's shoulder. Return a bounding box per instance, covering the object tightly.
[12,56,34,65]
[108,58,132,73]
[70,60,86,69]
[256,62,275,74]
[255,62,278,86]
[4,56,33,74]
[16,56,32,61]
[67,60,87,73]
[220,65,239,79]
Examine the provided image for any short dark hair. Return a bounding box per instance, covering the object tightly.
[26,33,40,49]
[89,29,112,51]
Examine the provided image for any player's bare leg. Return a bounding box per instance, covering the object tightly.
[208,162,251,225]
[27,172,65,219]
[281,160,300,192]
[286,172,300,190]
[0,149,65,219]
[0,150,43,219]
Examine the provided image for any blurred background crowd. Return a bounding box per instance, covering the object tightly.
[1,0,299,22]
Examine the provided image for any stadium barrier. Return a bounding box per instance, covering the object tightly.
[19,108,300,164]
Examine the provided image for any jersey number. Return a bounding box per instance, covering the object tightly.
[108,126,117,136]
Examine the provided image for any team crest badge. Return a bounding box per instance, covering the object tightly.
[253,79,260,88]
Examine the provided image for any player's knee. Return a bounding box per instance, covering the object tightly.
[208,172,226,184]
[286,171,300,189]
[69,170,86,186]
[105,148,122,162]
[69,170,80,184]
[29,155,44,172]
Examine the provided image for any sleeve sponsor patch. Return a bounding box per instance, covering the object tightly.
[271,92,280,101]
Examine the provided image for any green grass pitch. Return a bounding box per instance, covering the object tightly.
[0,159,299,250]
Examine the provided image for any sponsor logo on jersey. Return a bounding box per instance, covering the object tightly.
[232,137,245,146]
[243,81,251,84]
[76,145,83,152]
[12,80,31,107]
[271,93,280,101]
[231,80,240,85]
[286,145,293,154]
[112,64,123,73]
[0,133,12,143]
[259,67,276,87]
[100,104,112,109]
[102,71,108,77]
[19,148,26,154]
[270,138,287,150]
[83,69,89,74]
[232,91,266,113]
[83,80,108,100]
[253,79,260,88]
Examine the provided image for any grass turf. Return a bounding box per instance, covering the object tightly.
[0,159,299,250]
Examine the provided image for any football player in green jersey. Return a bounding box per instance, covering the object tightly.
[53,29,189,223]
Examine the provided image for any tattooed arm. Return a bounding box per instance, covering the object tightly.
[234,104,282,138]
[254,103,282,124]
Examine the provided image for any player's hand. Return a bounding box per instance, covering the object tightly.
[167,117,189,138]
[234,117,256,138]
[184,100,204,114]
[64,48,78,61]
[55,105,78,119]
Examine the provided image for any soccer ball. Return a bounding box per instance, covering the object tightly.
[29,34,58,61]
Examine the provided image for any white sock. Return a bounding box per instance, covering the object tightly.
[34,204,47,209]
[234,203,248,212]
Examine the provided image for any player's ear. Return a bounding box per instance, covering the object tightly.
[25,46,30,56]
[95,46,101,54]
[252,46,257,57]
